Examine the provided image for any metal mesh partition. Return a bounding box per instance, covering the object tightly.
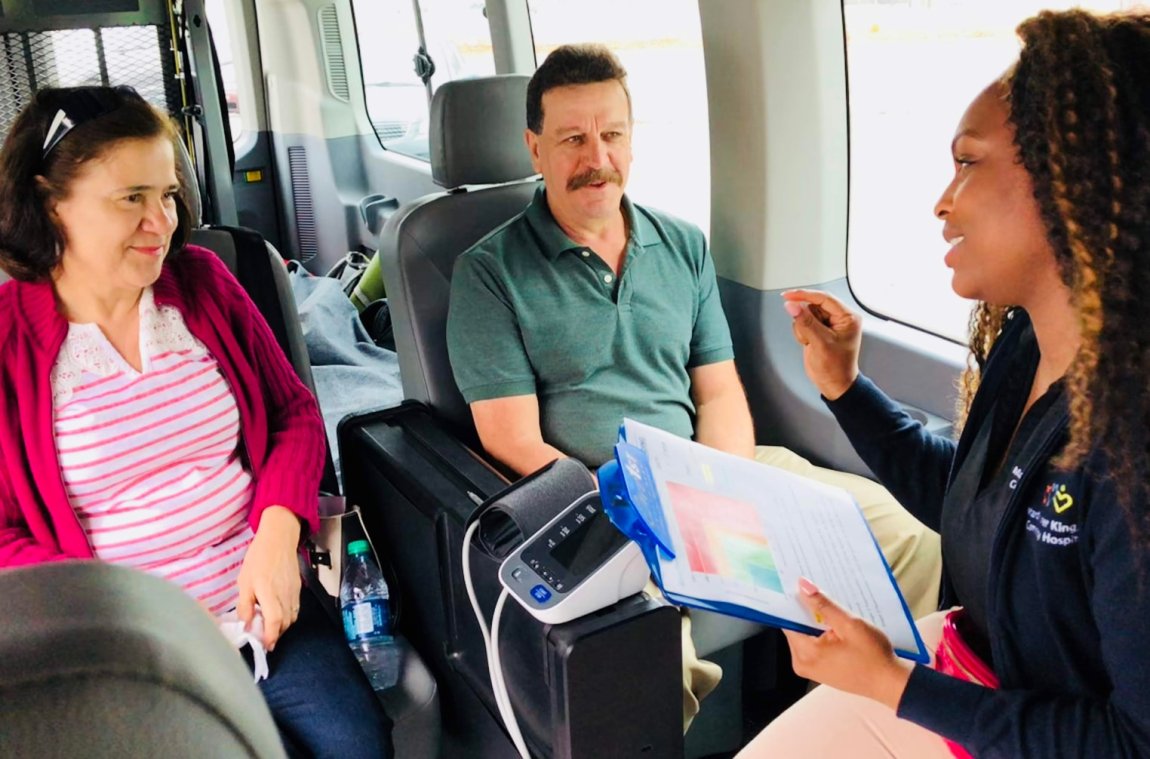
[0,24,181,142]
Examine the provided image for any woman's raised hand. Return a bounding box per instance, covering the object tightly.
[782,290,862,401]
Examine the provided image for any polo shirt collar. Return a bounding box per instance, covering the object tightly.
[526,184,660,260]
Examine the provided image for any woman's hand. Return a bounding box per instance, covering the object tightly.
[782,290,862,400]
[783,578,914,710]
[237,505,303,650]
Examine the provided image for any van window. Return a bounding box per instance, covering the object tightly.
[844,0,1136,342]
[352,0,495,161]
[527,0,711,234]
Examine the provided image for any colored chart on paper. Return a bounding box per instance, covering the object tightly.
[665,481,783,594]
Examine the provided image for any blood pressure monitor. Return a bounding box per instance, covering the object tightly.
[499,491,649,624]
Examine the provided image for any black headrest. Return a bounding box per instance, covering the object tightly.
[430,75,537,189]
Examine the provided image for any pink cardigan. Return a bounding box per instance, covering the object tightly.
[0,245,324,568]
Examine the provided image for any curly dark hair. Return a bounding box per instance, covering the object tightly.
[0,86,192,282]
[526,44,631,134]
[959,10,1150,541]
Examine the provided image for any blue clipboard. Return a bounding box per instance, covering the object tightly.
[598,434,930,664]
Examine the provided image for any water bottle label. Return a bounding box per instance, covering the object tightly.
[343,598,389,641]
[353,602,378,634]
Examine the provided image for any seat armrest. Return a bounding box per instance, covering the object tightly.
[340,403,685,757]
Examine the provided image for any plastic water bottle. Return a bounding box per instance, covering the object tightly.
[340,539,399,691]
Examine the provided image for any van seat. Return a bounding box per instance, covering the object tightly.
[0,562,286,758]
[378,74,539,439]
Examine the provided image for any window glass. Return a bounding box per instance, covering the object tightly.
[45,30,98,86]
[527,0,710,234]
[204,0,243,140]
[101,27,167,107]
[0,27,171,140]
[845,0,1141,342]
[352,0,495,161]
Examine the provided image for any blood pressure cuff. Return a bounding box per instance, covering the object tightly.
[466,458,598,560]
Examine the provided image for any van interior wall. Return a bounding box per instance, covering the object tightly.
[253,0,459,271]
[701,0,963,476]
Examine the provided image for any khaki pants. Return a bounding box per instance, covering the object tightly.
[677,446,943,730]
[736,610,953,758]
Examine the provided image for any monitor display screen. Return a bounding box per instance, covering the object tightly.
[548,511,628,578]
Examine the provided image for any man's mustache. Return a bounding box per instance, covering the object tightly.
[567,167,623,191]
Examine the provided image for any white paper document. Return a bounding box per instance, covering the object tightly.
[619,419,925,660]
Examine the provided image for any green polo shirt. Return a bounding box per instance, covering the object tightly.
[447,186,734,467]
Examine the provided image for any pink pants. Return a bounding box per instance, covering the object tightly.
[737,610,954,759]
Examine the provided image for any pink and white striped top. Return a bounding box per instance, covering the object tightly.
[52,288,255,616]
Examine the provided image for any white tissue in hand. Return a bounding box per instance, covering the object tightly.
[218,610,269,682]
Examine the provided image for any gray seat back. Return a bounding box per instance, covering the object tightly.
[0,562,286,758]
[188,227,317,394]
[379,75,539,435]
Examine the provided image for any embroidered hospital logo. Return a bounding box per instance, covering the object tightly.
[1043,482,1075,514]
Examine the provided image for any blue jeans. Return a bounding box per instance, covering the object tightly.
[252,584,393,758]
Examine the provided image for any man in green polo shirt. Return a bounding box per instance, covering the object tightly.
[448,182,739,466]
[448,47,754,474]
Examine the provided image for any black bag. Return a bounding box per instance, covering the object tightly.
[359,298,395,352]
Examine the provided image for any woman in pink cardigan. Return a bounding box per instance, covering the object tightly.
[0,86,390,758]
